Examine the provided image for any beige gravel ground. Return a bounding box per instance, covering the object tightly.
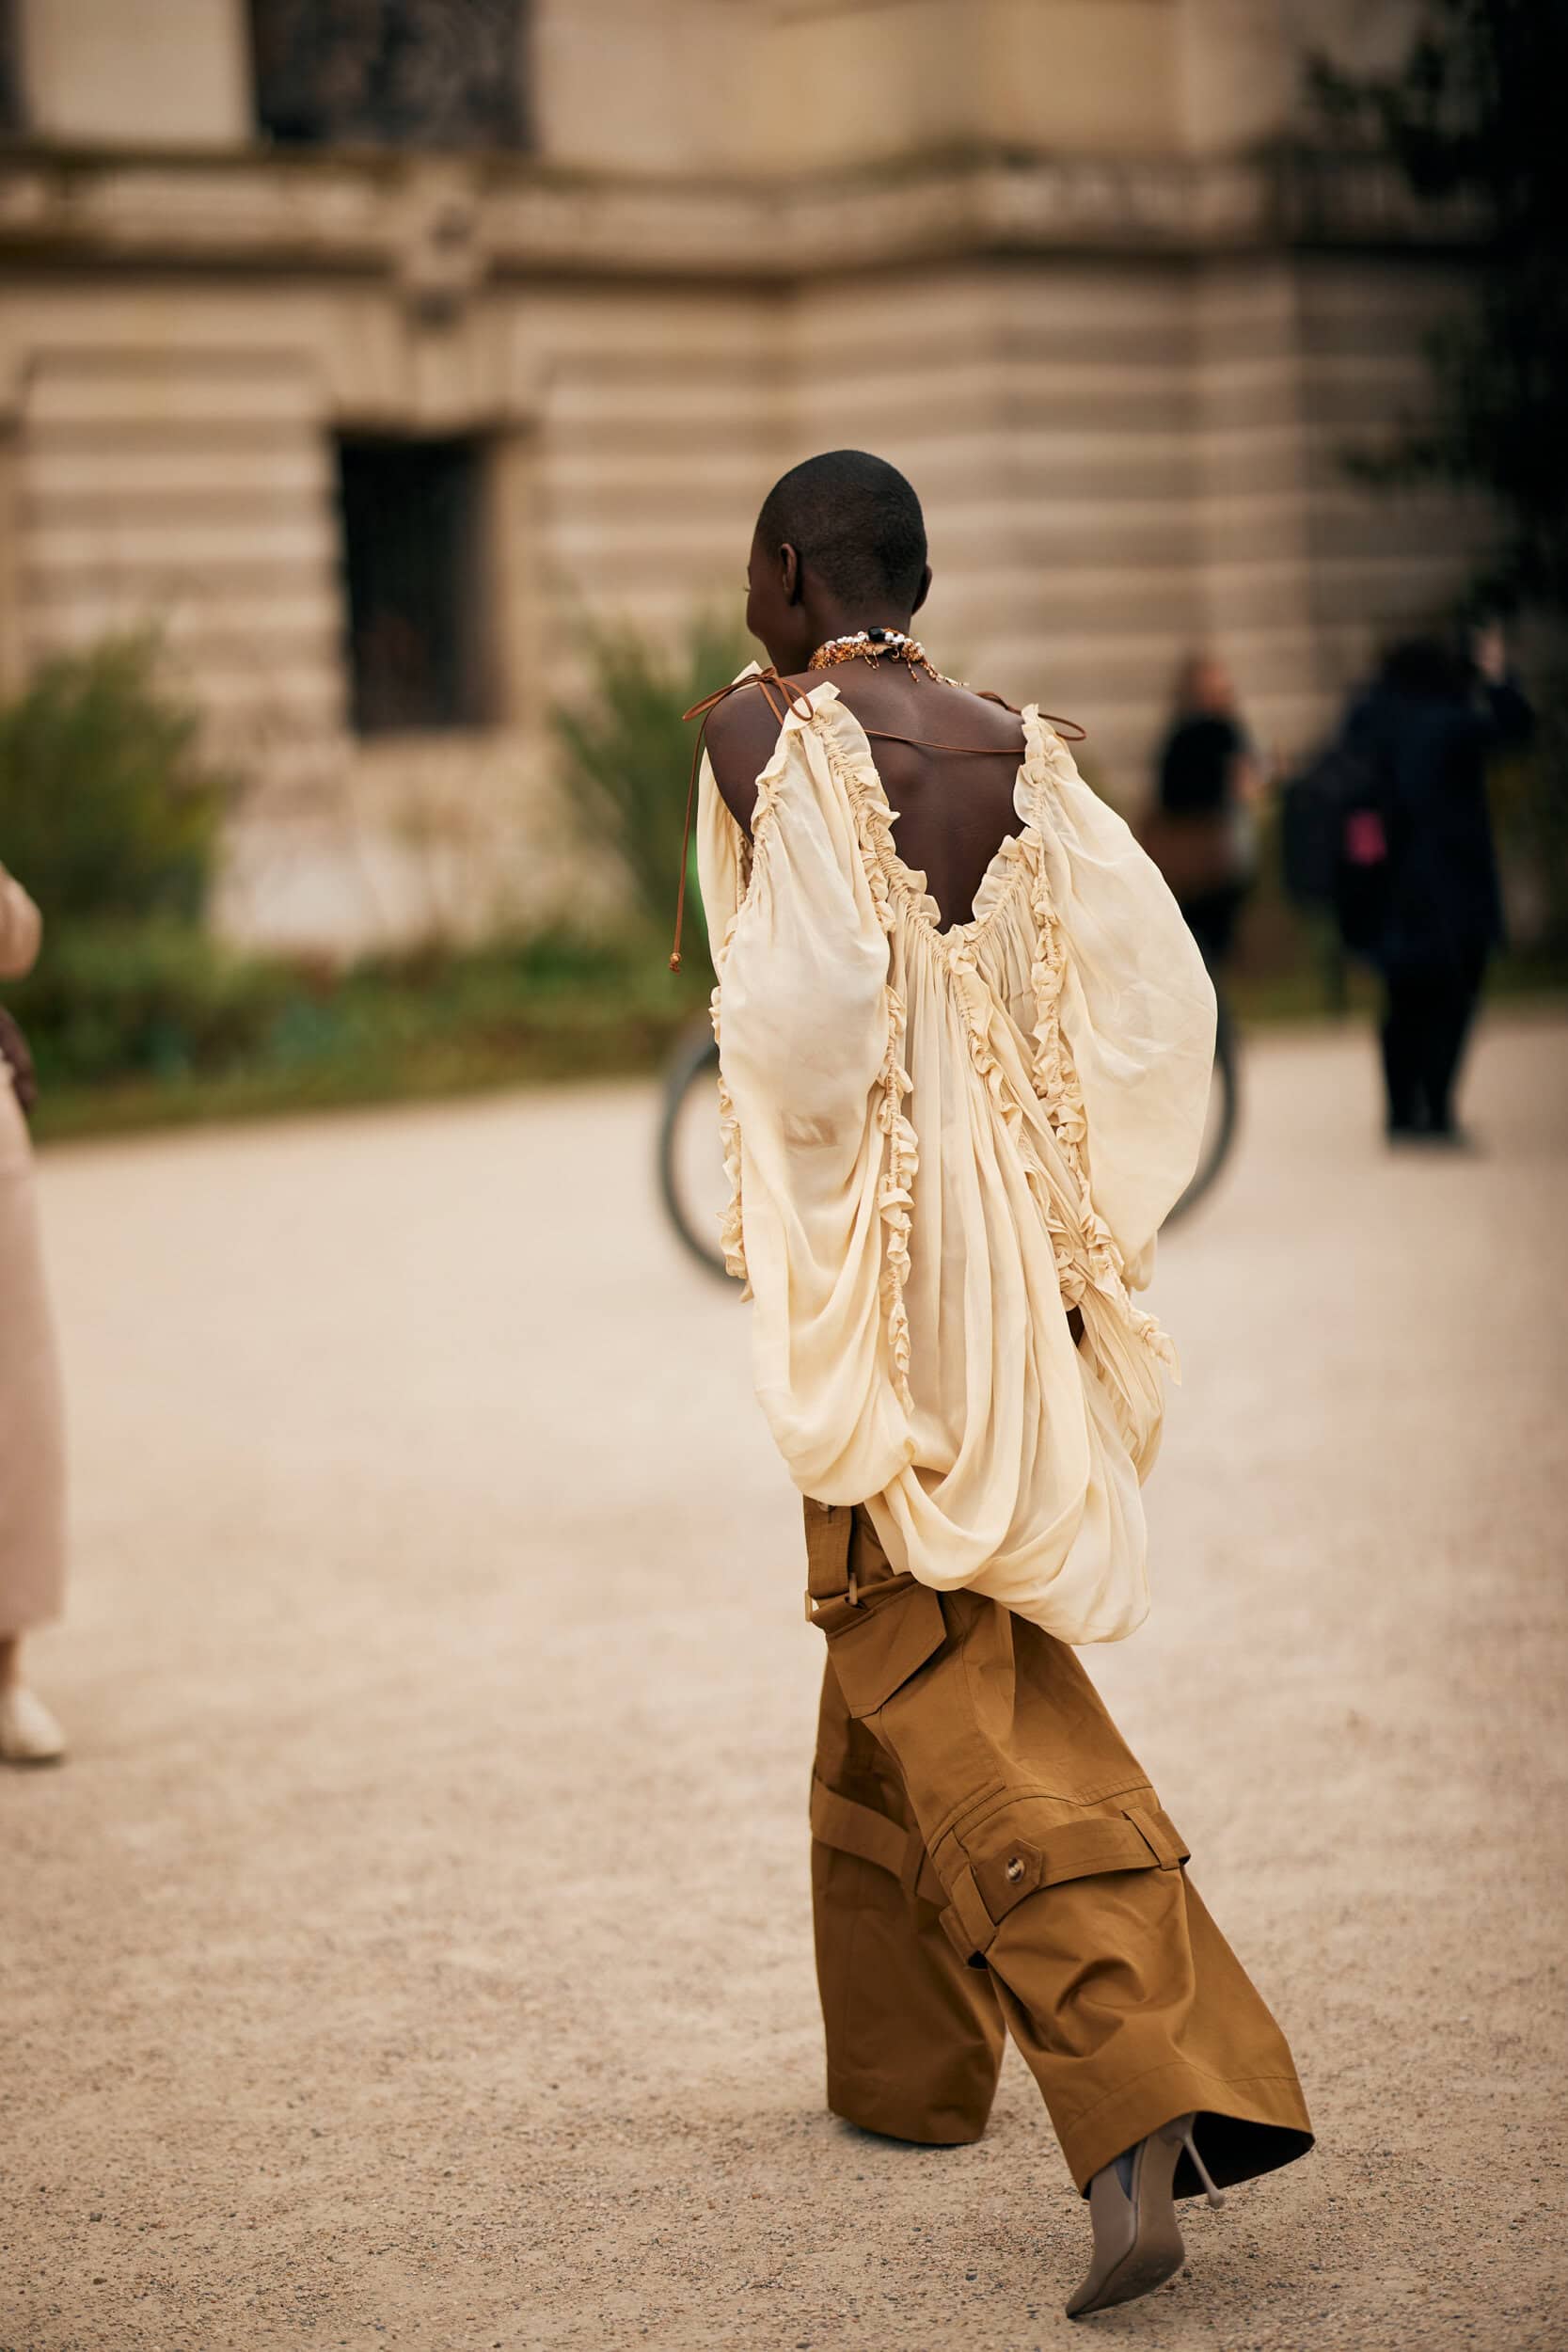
[4,1011,1567,2352]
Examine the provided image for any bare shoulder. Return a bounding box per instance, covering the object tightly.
[703,673,813,834]
[825,670,1026,751]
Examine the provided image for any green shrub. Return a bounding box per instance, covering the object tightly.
[551,614,752,955]
[8,919,293,1088]
[0,633,226,922]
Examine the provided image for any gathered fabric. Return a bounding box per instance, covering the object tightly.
[698,676,1215,1644]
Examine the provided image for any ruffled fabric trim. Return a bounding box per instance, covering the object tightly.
[711,689,1177,1432]
[707,759,777,1295]
[800,701,926,1417]
[876,981,918,1415]
[709,984,749,1293]
[1018,713,1178,1380]
[804,691,1181,1421]
[814,690,1036,946]
[942,924,1170,1467]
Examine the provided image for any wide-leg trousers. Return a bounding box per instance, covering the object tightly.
[804,1500,1313,2197]
[1380,945,1487,1135]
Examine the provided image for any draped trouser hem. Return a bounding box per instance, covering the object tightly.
[1045,2058,1315,2197]
[825,2070,990,2149]
[804,1496,1314,2205]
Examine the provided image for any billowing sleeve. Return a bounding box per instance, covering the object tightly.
[714,710,916,1506]
[694,746,742,967]
[1024,719,1216,1278]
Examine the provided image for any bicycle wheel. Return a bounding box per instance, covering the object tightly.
[660,994,1239,1264]
[1164,990,1240,1227]
[657,1020,730,1279]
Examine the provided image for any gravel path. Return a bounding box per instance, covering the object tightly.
[5,1013,1566,2352]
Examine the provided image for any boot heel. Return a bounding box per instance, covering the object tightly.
[1175,2126,1222,2211]
[1168,2113,1226,2210]
[1066,2114,1225,2320]
[1067,2124,1184,2319]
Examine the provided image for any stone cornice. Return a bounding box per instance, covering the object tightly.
[0,141,1482,300]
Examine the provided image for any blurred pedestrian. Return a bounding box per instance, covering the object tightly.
[0,861,68,1764]
[690,453,1311,2320]
[1341,628,1532,1145]
[1147,654,1263,969]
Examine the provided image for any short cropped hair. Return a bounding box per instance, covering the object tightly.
[754,450,927,610]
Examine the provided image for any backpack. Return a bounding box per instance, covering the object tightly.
[1281,737,1396,955]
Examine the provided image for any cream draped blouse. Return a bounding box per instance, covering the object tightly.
[698,677,1216,1645]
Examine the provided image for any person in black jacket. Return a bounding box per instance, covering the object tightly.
[1342,627,1532,1144]
[1152,656,1262,968]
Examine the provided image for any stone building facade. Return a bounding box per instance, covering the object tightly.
[0,0,1479,952]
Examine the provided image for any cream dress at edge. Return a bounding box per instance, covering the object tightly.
[0,864,67,1637]
[698,678,1216,1645]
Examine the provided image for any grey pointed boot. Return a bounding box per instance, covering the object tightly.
[1065,2110,1225,2320]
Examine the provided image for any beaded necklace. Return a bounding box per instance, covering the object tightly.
[808,628,943,681]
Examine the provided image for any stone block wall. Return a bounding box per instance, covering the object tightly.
[0,0,1484,956]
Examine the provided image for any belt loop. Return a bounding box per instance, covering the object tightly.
[802,1568,862,1621]
[1124,1805,1186,1869]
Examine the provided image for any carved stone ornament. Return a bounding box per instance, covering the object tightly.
[393,163,489,323]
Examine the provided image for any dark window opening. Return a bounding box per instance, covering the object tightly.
[249,0,529,150]
[0,0,23,135]
[337,436,490,736]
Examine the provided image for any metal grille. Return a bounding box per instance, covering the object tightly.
[0,0,22,134]
[337,437,491,735]
[249,0,528,150]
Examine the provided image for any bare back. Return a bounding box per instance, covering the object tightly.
[705,666,1028,934]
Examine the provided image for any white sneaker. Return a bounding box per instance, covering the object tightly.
[0,1684,67,1764]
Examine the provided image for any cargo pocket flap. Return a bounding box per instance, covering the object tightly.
[969,1806,1190,1931]
[826,1581,947,1720]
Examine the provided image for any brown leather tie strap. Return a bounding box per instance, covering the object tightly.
[670,668,812,972]
[671,670,1086,970]
[974,690,1089,742]
[850,695,1087,757]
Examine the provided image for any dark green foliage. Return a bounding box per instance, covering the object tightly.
[19,930,705,1140]
[1308,4,1568,946]
[1307,0,1568,619]
[0,620,731,1127]
[550,614,752,955]
[7,916,702,1095]
[0,635,257,1088]
[7,919,293,1088]
[0,634,227,921]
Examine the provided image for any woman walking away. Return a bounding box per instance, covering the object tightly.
[1341,627,1532,1146]
[1148,654,1262,970]
[0,860,67,1764]
[689,452,1312,2319]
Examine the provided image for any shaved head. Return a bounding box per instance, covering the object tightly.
[754,450,927,612]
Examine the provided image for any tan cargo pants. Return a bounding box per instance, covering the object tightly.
[804,1499,1314,2195]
